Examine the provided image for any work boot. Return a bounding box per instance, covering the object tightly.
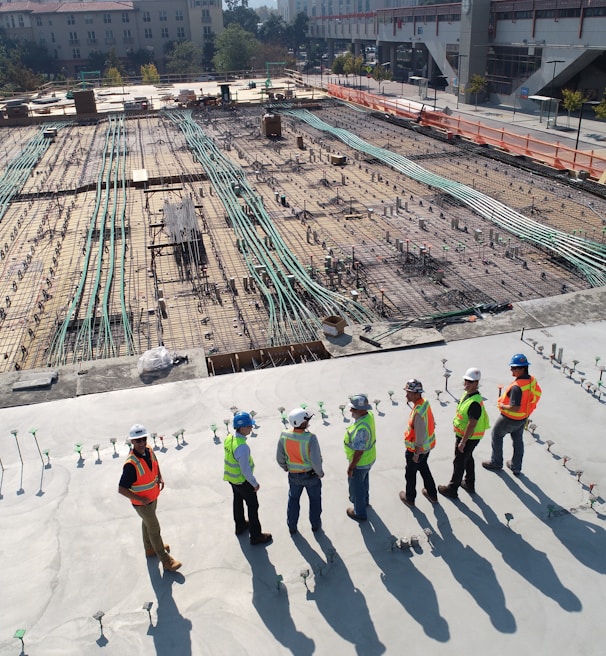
[438,484,458,499]
[399,491,415,508]
[145,544,170,557]
[161,555,182,572]
[422,488,439,504]
[482,460,502,471]
[506,460,521,476]
[250,533,272,545]
[461,481,476,494]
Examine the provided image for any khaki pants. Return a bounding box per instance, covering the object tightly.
[133,500,168,558]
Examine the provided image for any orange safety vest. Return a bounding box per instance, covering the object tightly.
[280,430,313,473]
[125,448,160,506]
[404,399,436,452]
[499,376,542,420]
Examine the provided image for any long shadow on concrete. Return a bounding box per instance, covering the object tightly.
[498,472,606,575]
[458,493,582,612]
[360,508,450,643]
[146,561,192,656]
[291,530,386,656]
[240,542,315,655]
[422,503,516,633]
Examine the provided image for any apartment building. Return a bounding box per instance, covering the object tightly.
[0,0,224,75]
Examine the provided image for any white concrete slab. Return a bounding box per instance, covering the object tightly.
[0,321,605,655]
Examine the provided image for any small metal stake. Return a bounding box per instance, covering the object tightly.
[546,440,554,452]
[444,371,451,391]
[576,470,584,482]
[504,512,514,528]
[373,399,381,410]
[92,610,105,630]
[13,629,25,651]
[30,428,44,465]
[300,568,310,589]
[276,574,283,590]
[151,432,158,449]
[339,404,346,416]
[142,601,153,623]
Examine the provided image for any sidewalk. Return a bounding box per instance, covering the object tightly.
[376,78,606,154]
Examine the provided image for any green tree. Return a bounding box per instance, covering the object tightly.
[87,50,109,73]
[258,15,287,47]
[561,88,587,127]
[141,63,160,84]
[104,66,123,87]
[213,23,258,73]
[594,93,606,120]
[372,63,392,94]
[332,54,345,77]
[202,37,216,71]
[286,12,309,56]
[223,6,259,34]
[467,73,487,110]
[224,0,248,10]
[105,48,125,75]
[128,48,154,72]
[166,41,203,75]
[255,5,274,22]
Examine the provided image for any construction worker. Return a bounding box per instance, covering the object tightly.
[399,379,438,507]
[118,424,182,572]
[483,353,542,476]
[439,368,490,499]
[223,411,272,545]
[276,408,324,535]
[344,394,376,521]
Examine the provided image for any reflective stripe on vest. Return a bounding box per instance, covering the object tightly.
[280,430,313,472]
[499,376,542,420]
[125,449,160,506]
[223,433,253,484]
[404,399,436,452]
[453,393,490,439]
[344,412,376,467]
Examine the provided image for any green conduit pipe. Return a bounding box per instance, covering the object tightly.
[285,109,606,287]
[164,110,377,346]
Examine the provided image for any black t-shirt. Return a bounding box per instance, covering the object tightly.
[462,393,482,420]
[508,374,530,407]
[119,448,153,489]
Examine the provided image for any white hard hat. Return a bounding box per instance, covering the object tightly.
[129,424,149,440]
[463,367,481,381]
[288,407,313,428]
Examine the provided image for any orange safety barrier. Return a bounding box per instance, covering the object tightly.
[326,83,606,180]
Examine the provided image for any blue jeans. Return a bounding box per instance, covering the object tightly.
[490,414,526,472]
[287,472,322,530]
[348,467,370,519]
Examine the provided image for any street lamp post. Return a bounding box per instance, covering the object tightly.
[456,53,468,110]
[545,59,564,128]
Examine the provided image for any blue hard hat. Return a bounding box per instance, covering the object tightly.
[233,411,254,429]
[509,353,530,367]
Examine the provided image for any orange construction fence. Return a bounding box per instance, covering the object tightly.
[327,83,606,181]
